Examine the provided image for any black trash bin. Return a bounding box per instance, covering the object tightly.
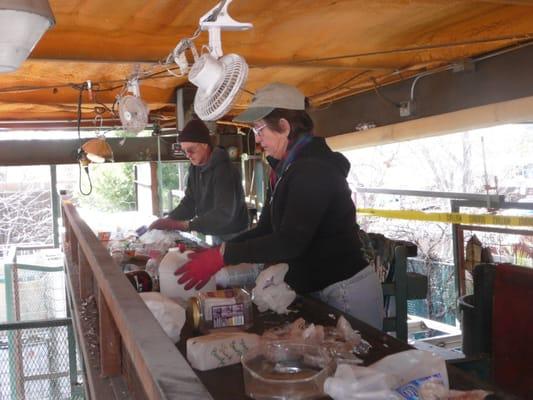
[458,294,476,356]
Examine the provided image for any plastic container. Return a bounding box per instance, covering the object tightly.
[159,248,216,301]
[215,263,263,288]
[189,288,253,333]
[241,341,334,400]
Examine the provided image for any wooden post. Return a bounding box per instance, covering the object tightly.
[70,232,79,267]
[150,161,160,217]
[98,291,122,377]
[456,226,466,296]
[78,250,93,300]
[98,289,121,377]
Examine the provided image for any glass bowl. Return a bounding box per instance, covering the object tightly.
[241,341,335,400]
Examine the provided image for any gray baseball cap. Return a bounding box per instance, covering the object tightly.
[233,82,305,123]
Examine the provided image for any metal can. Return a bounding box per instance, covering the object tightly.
[188,297,201,331]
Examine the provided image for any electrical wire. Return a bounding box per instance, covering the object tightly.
[281,33,533,65]
[76,84,93,196]
[371,77,401,108]
[309,70,370,99]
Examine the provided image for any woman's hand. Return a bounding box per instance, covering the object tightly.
[174,246,224,290]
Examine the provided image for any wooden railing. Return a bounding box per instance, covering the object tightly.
[61,198,212,400]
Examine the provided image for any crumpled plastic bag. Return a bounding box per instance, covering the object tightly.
[324,350,450,400]
[139,229,182,252]
[252,263,296,314]
[324,363,399,399]
[262,316,370,364]
[324,350,490,399]
[140,292,186,343]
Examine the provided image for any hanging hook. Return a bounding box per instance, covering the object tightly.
[94,115,104,137]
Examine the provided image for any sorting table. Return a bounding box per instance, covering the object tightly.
[177,295,511,400]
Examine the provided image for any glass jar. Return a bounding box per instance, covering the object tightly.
[189,288,253,333]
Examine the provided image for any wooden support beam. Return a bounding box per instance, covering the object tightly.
[78,250,93,300]
[313,43,533,140]
[150,162,160,217]
[326,95,533,151]
[70,234,79,268]
[99,289,122,377]
[0,137,176,166]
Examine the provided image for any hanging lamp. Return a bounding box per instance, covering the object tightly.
[0,0,55,73]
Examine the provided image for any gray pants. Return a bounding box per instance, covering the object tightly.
[312,265,384,330]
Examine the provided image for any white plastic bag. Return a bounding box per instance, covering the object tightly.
[324,350,449,400]
[140,292,186,343]
[252,263,296,314]
[373,349,449,395]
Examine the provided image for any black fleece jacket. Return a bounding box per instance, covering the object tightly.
[168,147,249,236]
[224,136,367,293]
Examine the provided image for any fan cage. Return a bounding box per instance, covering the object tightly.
[194,54,248,121]
[119,95,149,133]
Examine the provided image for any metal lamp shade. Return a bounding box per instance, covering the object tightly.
[0,0,55,73]
[82,138,114,163]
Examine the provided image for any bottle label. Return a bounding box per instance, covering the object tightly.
[395,374,444,399]
[211,302,245,328]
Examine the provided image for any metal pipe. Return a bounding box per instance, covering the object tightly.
[357,187,504,203]
[50,165,60,248]
[0,318,71,331]
[459,224,533,236]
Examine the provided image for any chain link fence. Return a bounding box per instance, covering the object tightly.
[0,320,83,400]
[407,258,458,326]
[1,248,84,399]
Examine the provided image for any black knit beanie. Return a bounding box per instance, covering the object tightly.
[178,119,211,144]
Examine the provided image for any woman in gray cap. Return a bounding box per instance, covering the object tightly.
[175,83,383,329]
[149,118,248,242]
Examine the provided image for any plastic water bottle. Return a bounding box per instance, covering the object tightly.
[215,263,263,288]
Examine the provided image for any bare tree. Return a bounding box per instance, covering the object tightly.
[0,190,52,257]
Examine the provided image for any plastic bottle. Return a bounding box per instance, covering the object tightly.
[159,248,216,300]
[146,258,160,291]
[215,263,263,288]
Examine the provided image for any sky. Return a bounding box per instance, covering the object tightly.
[344,123,533,194]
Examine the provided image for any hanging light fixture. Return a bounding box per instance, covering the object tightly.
[0,0,55,73]
[81,138,114,163]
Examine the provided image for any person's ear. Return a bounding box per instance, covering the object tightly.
[279,118,291,137]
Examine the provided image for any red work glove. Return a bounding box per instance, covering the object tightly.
[149,218,189,231]
[174,246,224,290]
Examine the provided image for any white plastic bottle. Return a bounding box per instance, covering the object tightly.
[215,263,263,288]
[159,248,216,300]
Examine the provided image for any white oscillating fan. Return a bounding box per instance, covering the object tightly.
[186,0,252,121]
[118,78,149,133]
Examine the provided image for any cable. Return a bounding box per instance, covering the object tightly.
[75,83,93,196]
[309,70,370,99]
[279,33,533,65]
[371,77,401,108]
[78,163,93,196]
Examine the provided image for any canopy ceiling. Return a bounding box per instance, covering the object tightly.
[1,0,533,129]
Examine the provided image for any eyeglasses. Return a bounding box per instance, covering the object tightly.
[251,124,267,137]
